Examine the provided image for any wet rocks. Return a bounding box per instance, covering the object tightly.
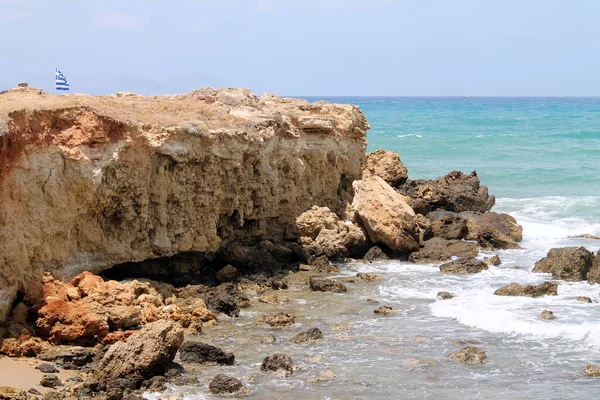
[261,335,277,344]
[533,247,597,282]
[209,374,250,395]
[290,328,324,344]
[374,306,395,315]
[178,341,235,365]
[352,176,420,254]
[258,294,292,304]
[494,282,558,297]
[215,265,239,283]
[540,310,555,320]
[261,354,293,377]
[362,246,392,262]
[97,320,184,384]
[584,364,600,377]
[309,277,347,293]
[567,296,593,303]
[409,237,478,263]
[484,255,502,266]
[40,374,62,388]
[448,346,487,364]
[343,273,382,283]
[436,291,455,300]
[439,257,488,274]
[461,211,523,250]
[362,149,408,187]
[430,213,468,240]
[261,312,295,328]
[189,282,250,318]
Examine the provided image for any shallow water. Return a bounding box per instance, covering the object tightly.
[147,98,600,399]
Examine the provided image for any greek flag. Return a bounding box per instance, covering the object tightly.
[55,69,69,91]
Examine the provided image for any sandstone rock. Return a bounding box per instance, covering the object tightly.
[261,354,293,377]
[0,88,369,323]
[261,312,295,328]
[584,364,600,377]
[309,277,347,293]
[179,341,235,365]
[567,296,593,303]
[38,346,96,367]
[436,291,455,300]
[352,177,419,254]
[494,282,558,297]
[461,211,523,250]
[343,273,381,283]
[409,237,478,264]
[484,255,502,266]
[258,294,291,304]
[209,374,250,395]
[397,170,495,213]
[362,149,408,187]
[374,306,395,315]
[589,251,600,284]
[440,257,488,274]
[540,310,555,320]
[261,335,277,344]
[363,246,391,262]
[0,387,37,400]
[429,213,468,240]
[97,320,183,383]
[0,332,46,357]
[295,206,370,260]
[290,328,324,344]
[215,265,238,283]
[533,247,596,282]
[448,346,487,364]
[40,374,62,388]
[332,323,351,331]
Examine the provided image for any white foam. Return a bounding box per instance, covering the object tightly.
[396,133,423,138]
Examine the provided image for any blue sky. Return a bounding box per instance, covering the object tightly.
[1,0,599,96]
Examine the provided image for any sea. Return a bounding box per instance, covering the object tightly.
[147,97,600,399]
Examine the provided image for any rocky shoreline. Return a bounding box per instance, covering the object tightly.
[1,88,600,398]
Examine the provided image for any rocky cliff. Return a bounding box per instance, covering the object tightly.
[0,87,369,321]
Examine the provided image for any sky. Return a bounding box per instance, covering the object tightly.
[1,0,600,96]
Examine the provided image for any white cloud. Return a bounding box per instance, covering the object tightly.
[91,11,142,31]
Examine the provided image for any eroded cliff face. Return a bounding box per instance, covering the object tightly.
[0,87,368,321]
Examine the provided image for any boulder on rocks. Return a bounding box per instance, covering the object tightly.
[533,247,596,282]
[397,170,495,213]
[352,177,419,254]
[374,306,395,316]
[494,282,558,297]
[430,213,468,240]
[0,387,37,400]
[261,312,295,328]
[362,246,392,262]
[362,149,408,187]
[215,265,238,283]
[484,255,502,266]
[448,346,487,364]
[261,354,293,377]
[309,277,347,293]
[409,237,479,264]
[540,310,555,320]
[97,320,184,384]
[440,257,488,274]
[461,211,523,250]
[584,364,600,377]
[209,374,250,395]
[290,328,324,344]
[179,341,235,365]
[295,206,370,260]
[436,291,455,300]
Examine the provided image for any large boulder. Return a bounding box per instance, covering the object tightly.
[409,237,478,264]
[460,212,522,250]
[362,149,408,187]
[440,257,488,274]
[397,170,495,213]
[97,320,184,384]
[533,247,596,282]
[295,206,370,260]
[429,212,469,240]
[352,177,419,254]
[494,282,558,297]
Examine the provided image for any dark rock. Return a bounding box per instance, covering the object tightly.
[366,298,380,304]
[261,354,293,377]
[179,341,235,365]
[35,363,58,373]
[105,378,137,398]
[484,255,502,266]
[215,265,238,283]
[533,247,596,282]
[27,388,41,395]
[460,211,522,250]
[261,312,295,328]
[40,374,62,388]
[374,306,395,315]
[363,246,391,262]
[141,375,168,392]
[209,374,250,395]
[290,328,324,344]
[397,170,495,213]
[429,212,468,240]
[309,277,347,292]
[217,240,302,276]
[494,282,558,297]
[440,257,488,274]
[585,364,600,377]
[436,291,455,300]
[38,346,96,367]
[179,283,249,317]
[448,346,487,364]
[362,149,408,187]
[82,377,106,392]
[409,237,479,263]
[540,310,555,320]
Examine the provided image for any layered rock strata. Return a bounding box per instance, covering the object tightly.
[0,87,369,322]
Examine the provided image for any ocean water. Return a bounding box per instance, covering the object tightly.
[147,98,600,399]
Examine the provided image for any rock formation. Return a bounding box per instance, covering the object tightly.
[533,247,599,283]
[0,87,369,322]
